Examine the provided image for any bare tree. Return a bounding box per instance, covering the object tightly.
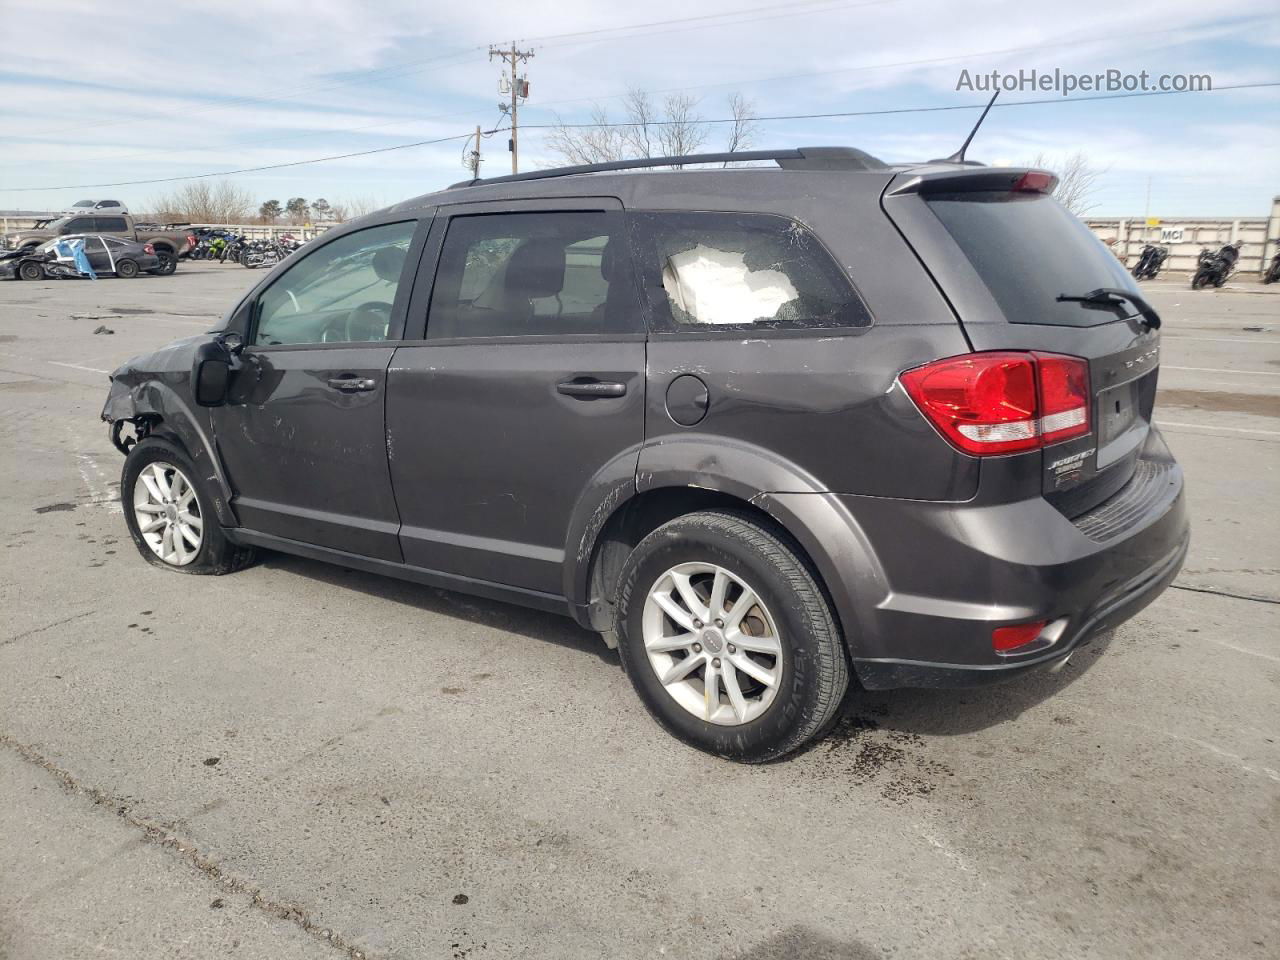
[723,93,759,164]
[621,89,656,159]
[145,180,252,223]
[547,89,754,168]
[328,196,381,223]
[546,103,629,165]
[656,93,707,161]
[1025,151,1105,217]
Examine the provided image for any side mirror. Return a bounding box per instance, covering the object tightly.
[192,338,235,407]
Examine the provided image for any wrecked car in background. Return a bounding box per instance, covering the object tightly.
[2,235,163,280]
[101,146,1189,762]
[0,243,81,281]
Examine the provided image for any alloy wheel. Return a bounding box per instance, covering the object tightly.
[132,461,203,565]
[641,562,784,726]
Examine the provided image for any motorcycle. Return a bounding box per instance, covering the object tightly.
[242,239,287,269]
[1131,244,1169,281]
[1191,243,1241,290]
[241,235,302,269]
[1263,249,1280,285]
[220,234,249,264]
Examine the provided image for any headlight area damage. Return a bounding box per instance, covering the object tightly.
[100,337,240,527]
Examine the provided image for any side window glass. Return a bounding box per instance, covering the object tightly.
[65,218,92,233]
[82,237,105,252]
[96,217,127,232]
[426,211,636,339]
[254,221,416,346]
[629,211,871,331]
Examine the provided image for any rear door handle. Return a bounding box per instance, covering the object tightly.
[327,377,377,393]
[557,379,627,398]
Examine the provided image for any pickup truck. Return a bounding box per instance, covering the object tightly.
[6,215,194,274]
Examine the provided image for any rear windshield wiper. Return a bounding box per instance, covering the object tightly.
[1056,288,1161,330]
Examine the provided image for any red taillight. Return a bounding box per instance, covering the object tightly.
[143,243,155,254]
[1034,352,1090,445]
[993,621,1047,653]
[1013,171,1054,192]
[900,351,1091,456]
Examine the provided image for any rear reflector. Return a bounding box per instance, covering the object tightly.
[993,621,1047,653]
[899,351,1091,456]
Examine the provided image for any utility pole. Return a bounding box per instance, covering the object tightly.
[489,42,533,174]
[465,124,483,180]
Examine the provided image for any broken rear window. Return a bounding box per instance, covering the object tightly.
[629,211,869,332]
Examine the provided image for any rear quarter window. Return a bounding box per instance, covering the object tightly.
[925,191,1138,327]
[629,211,870,332]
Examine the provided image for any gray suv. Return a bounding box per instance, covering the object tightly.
[102,147,1189,761]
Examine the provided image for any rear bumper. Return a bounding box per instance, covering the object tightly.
[825,427,1189,689]
[852,530,1187,688]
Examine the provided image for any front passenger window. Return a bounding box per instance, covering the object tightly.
[426,211,636,339]
[254,221,416,346]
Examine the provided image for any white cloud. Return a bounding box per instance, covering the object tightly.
[0,0,1275,215]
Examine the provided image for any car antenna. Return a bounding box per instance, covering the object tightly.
[945,90,1000,163]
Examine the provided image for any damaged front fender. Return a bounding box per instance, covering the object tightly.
[101,339,239,528]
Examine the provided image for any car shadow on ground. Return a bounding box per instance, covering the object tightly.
[260,550,1109,741]
[256,551,620,666]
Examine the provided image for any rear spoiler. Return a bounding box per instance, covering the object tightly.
[886,166,1058,197]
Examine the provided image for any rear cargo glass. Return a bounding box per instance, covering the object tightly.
[925,191,1139,327]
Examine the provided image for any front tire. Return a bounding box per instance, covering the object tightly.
[615,510,849,762]
[1191,270,1211,290]
[122,437,255,575]
[18,260,43,281]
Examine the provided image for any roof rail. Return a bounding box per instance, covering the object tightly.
[449,146,887,188]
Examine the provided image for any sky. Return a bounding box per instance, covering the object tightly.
[0,0,1277,218]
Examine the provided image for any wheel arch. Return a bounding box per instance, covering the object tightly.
[567,438,887,658]
[104,378,238,527]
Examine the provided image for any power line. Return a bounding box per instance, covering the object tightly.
[8,10,1261,173]
[518,0,892,48]
[4,80,1276,193]
[522,81,1280,130]
[517,17,1266,118]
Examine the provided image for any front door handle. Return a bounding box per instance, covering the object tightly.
[327,377,377,393]
[557,378,627,398]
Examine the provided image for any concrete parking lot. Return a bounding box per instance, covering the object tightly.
[0,263,1276,960]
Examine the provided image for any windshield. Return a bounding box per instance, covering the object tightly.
[926,191,1139,327]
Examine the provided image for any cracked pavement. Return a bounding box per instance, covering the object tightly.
[0,264,1277,959]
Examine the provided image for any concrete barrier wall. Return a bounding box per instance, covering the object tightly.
[1086,196,1280,277]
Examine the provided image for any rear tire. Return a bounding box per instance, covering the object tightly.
[1191,270,1211,290]
[121,437,256,575]
[116,258,140,278]
[614,510,849,762]
[18,260,43,281]
[151,250,177,275]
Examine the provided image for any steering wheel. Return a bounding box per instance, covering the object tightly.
[344,301,393,342]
